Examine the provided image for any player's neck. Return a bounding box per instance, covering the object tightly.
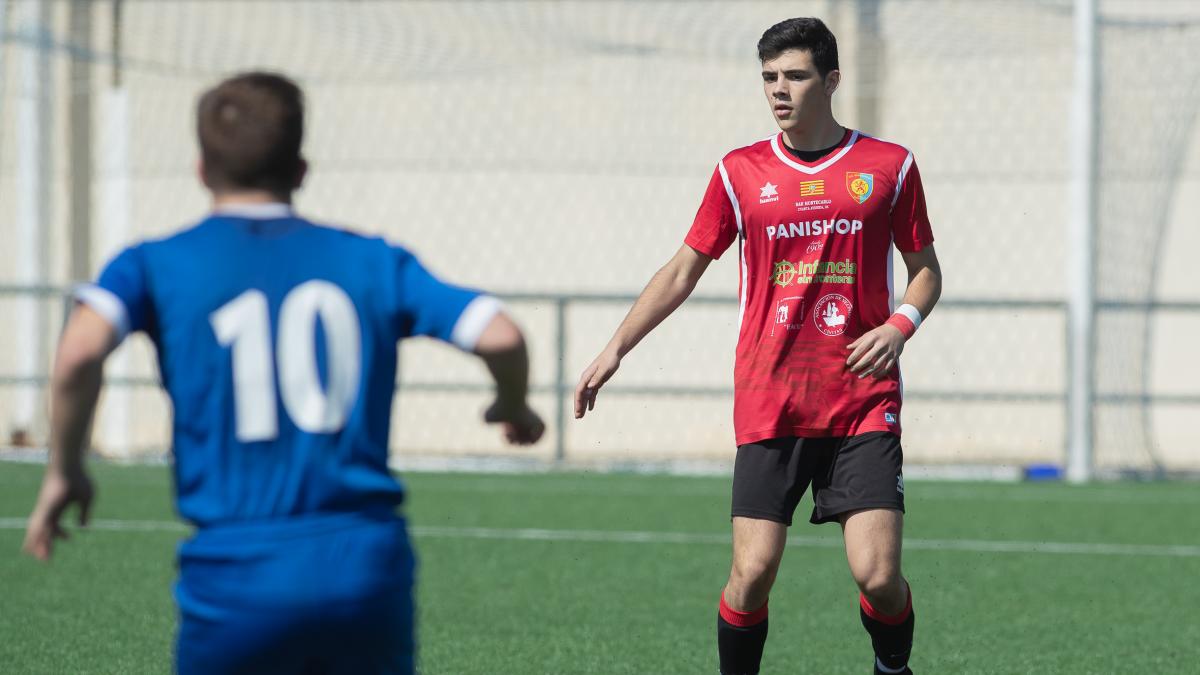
[781,118,845,152]
[212,190,293,209]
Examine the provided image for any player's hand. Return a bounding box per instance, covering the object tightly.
[845,324,906,380]
[484,401,545,446]
[22,467,94,562]
[574,349,621,419]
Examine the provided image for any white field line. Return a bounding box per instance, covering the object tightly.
[2,518,1199,558]
[4,455,1197,505]
[411,481,1200,505]
[0,517,189,532]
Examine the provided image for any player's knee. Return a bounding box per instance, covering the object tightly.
[731,555,780,592]
[853,564,901,600]
[725,558,778,611]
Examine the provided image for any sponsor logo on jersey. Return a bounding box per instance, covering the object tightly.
[798,179,824,196]
[884,412,897,424]
[770,296,805,336]
[772,261,798,287]
[771,259,857,287]
[759,181,779,204]
[813,293,853,337]
[795,198,832,213]
[766,219,863,240]
[846,172,874,204]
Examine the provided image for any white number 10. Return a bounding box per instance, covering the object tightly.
[210,280,362,442]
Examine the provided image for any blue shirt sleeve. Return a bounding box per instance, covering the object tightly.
[75,244,152,340]
[393,246,499,349]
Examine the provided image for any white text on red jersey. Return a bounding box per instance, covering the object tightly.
[766,219,864,241]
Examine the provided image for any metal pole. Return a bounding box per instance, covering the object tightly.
[68,0,92,283]
[111,0,120,87]
[0,0,9,158]
[853,0,883,136]
[554,298,568,462]
[96,0,131,457]
[13,0,52,445]
[1066,0,1098,483]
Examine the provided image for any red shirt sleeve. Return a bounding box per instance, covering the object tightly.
[684,164,738,259]
[890,156,935,252]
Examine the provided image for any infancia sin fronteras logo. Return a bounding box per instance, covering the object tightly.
[772,259,858,288]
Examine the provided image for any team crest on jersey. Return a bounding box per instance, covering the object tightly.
[845,172,874,204]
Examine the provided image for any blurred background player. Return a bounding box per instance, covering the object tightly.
[22,71,544,674]
[574,18,941,675]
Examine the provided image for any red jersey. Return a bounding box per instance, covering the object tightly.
[685,129,934,445]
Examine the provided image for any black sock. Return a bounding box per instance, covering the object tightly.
[717,596,768,675]
[860,589,915,674]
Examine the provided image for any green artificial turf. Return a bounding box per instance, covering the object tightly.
[2,462,1198,673]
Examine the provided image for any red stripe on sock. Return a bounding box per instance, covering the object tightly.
[860,588,912,626]
[719,594,768,628]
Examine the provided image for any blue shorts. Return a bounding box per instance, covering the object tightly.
[174,511,416,675]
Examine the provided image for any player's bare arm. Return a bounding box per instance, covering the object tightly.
[22,305,118,561]
[574,244,712,418]
[475,312,545,445]
[846,245,942,379]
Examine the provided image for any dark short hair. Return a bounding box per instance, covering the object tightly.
[197,72,304,194]
[757,18,839,77]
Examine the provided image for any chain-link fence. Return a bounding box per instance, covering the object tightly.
[1,1,1198,473]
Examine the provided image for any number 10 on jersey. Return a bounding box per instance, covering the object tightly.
[210,280,363,442]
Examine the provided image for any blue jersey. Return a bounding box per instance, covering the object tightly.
[78,204,498,528]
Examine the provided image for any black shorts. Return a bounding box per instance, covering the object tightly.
[731,432,905,526]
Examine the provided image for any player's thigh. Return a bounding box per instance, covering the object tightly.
[176,518,416,675]
[175,605,305,675]
[809,431,905,525]
[840,507,904,585]
[322,589,416,675]
[176,589,415,675]
[731,515,789,577]
[732,436,820,526]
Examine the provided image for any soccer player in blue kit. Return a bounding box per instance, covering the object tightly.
[22,72,544,674]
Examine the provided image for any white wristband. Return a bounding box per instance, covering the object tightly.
[894,303,923,331]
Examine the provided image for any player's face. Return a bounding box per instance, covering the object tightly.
[761,49,839,132]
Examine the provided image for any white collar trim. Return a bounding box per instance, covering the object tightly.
[770,130,859,175]
[213,202,293,219]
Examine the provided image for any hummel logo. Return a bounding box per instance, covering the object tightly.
[896,475,905,495]
[759,182,779,204]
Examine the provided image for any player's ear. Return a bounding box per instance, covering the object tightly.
[824,70,841,97]
[196,158,213,190]
[293,158,308,190]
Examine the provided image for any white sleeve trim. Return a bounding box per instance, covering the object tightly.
[891,151,915,209]
[717,160,749,333]
[894,303,923,331]
[450,295,504,351]
[73,284,131,341]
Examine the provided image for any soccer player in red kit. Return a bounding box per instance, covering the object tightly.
[574,17,942,675]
